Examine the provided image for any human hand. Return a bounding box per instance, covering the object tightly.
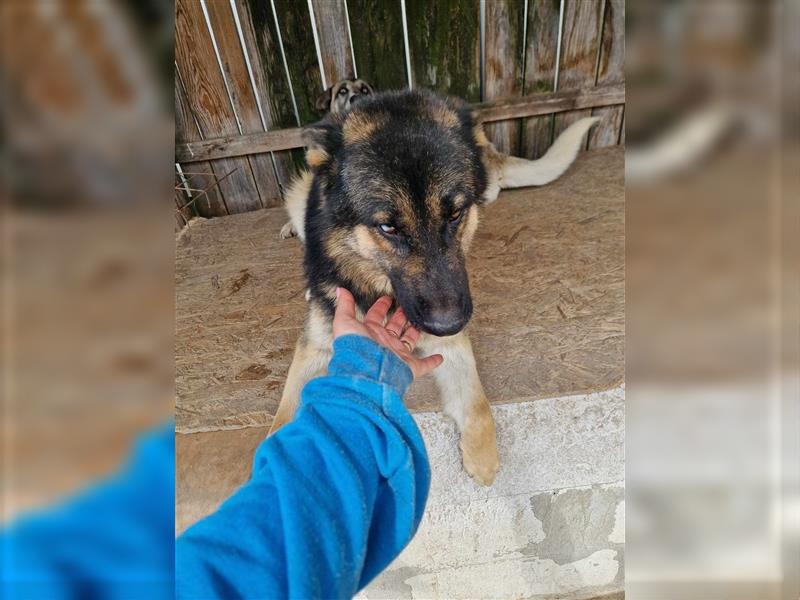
[333,287,444,379]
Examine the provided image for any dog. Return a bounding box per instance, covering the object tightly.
[271,88,597,486]
[280,79,597,240]
[316,77,375,115]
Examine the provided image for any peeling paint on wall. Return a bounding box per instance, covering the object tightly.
[359,386,626,600]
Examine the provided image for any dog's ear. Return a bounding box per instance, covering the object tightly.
[302,113,343,172]
[315,86,333,112]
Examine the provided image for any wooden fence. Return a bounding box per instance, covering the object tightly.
[174,0,625,226]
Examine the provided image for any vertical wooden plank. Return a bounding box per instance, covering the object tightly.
[347,0,407,91]
[483,0,525,154]
[405,0,481,102]
[588,0,624,149]
[204,0,283,208]
[236,0,305,180]
[175,0,261,214]
[174,69,227,217]
[272,0,324,124]
[520,0,561,159]
[552,0,604,138]
[310,0,355,85]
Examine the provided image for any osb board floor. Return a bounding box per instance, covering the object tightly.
[176,146,624,433]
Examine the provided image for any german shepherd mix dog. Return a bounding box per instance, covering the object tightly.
[271,88,597,485]
[315,77,375,114]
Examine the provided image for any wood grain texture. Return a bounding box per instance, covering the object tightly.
[204,0,282,208]
[520,0,561,159]
[310,0,355,86]
[176,127,306,163]
[175,0,261,214]
[347,0,408,91]
[553,0,604,138]
[175,147,624,432]
[236,0,306,179]
[588,0,625,149]
[272,0,323,124]
[405,0,481,102]
[174,68,227,216]
[483,0,525,154]
[474,83,623,121]
[176,84,624,162]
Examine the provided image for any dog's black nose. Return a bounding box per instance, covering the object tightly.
[420,307,468,337]
[349,94,361,105]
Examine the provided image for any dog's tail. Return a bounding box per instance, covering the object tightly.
[500,117,599,189]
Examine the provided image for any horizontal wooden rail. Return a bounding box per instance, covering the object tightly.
[176,83,624,163]
[472,83,624,122]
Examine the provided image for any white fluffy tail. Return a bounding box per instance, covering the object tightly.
[500,117,599,189]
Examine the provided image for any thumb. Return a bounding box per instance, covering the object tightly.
[413,353,444,378]
[334,287,357,323]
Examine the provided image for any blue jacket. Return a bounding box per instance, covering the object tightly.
[177,334,431,599]
[2,335,429,600]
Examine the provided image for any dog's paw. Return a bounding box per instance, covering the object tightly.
[459,405,500,486]
[279,221,297,239]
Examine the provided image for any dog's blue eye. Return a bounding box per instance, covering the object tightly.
[379,224,397,235]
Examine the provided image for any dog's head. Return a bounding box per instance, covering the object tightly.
[315,78,375,116]
[303,90,495,337]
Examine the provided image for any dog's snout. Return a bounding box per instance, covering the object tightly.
[419,305,470,337]
[349,93,361,105]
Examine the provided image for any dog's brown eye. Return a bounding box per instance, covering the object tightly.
[338,88,348,96]
[450,209,463,223]
[379,224,397,235]
[361,87,370,94]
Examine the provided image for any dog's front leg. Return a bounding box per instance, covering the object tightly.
[268,333,331,435]
[419,331,500,486]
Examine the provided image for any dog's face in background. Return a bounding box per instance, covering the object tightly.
[315,78,375,115]
[304,90,489,337]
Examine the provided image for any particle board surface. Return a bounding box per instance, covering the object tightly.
[176,146,624,433]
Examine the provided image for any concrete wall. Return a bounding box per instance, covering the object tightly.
[359,386,625,599]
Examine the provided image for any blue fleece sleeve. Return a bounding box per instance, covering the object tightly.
[176,334,431,600]
[1,423,175,600]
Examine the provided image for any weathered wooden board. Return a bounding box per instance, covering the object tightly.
[203,0,282,208]
[176,146,624,433]
[347,0,408,91]
[176,84,625,163]
[405,0,481,102]
[553,0,604,139]
[310,0,355,86]
[174,69,227,217]
[520,0,561,159]
[236,0,306,180]
[589,0,625,149]
[175,0,261,213]
[272,0,323,125]
[483,0,525,155]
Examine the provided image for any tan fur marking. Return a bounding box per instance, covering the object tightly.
[268,309,331,434]
[343,113,381,145]
[431,105,459,128]
[306,147,329,168]
[473,126,490,147]
[416,330,499,485]
[461,205,480,251]
[324,228,393,297]
[283,171,313,242]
